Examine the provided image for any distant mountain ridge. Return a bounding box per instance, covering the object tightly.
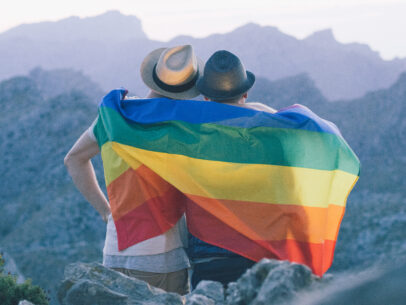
[0,10,146,43]
[250,73,327,110]
[0,11,405,100]
[171,23,406,100]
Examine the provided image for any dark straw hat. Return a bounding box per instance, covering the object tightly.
[196,50,255,100]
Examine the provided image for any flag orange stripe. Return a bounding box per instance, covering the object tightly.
[108,165,345,244]
[107,165,175,220]
[186,194,345,243]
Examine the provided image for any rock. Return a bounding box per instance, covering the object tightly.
[58,259,406,305]
[297,262,406,305]
[58,262,184,305]
[190,280,224,304]
[65,279,128,305]
[1,250,25,283]
[226,259,319,305]
[185,294,215,305]
[18,301,35,305]
[226,259,279,304]
[251,262,317,305]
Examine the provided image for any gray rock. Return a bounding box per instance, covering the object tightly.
[58,262,184,305]
[18,301,35,305]
[226,259,319,305]
[226,259,281,304]
[185,294,215,305]
[191,280,224,304]
[65,279,128,305]
[251,262,316,305]
[1,250,25,283]
[297,262,406,305]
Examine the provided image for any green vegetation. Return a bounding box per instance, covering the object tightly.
[0,254,49,305]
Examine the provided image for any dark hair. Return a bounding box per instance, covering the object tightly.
[208,92,247,104]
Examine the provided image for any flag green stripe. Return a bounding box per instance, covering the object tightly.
[94,107,359,175]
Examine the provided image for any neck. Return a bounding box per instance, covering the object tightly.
[224,98,245,106]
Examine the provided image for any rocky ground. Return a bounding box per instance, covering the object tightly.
[57,259,406,305]
[57,259,318,305]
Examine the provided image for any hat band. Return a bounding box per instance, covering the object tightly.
[152,64,199,93]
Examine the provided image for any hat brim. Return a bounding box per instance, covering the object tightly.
[196,71,255,100]
[140,48,204,100]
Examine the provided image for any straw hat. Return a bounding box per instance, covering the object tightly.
[196,50,255,100]
[140,45,203,99]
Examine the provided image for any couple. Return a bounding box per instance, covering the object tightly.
[65,45,276,294]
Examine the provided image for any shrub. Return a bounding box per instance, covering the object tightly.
[0,254,49,305]
[0,254,4,274]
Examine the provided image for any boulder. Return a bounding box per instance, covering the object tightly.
[58,259,328,305]
[297,262,406,305]
[58,262,184,305]
[64,279,128,305]
[226,259,319,305]
[185,294,215,305]
[18,301,35,305]
[187,280,224,304]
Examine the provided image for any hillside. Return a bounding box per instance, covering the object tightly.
[0,69,104,303]
[250,73,327,109]
[0,11,405,100]
[0,69,405,303]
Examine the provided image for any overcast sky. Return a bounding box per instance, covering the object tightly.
[0,0,405,60]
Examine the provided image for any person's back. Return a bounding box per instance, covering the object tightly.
[187,50,277,288]
[64,45,203,294]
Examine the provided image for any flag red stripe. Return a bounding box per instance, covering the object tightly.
[114,188,185,251]
[187,199,336,276]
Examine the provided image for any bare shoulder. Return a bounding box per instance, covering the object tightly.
[65,130,100,162]
[244,102,277,114]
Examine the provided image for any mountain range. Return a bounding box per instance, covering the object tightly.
[1,10,406,304]
[0,67,405,303]
[0,10,405,100]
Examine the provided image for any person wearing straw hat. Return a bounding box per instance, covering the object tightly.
[187,50,277,289]
[64,45,203,294]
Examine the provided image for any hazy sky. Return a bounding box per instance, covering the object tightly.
[0,0,405,60]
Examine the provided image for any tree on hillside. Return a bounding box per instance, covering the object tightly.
[0,254,49,305]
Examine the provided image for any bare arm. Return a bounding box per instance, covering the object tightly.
[64,131,110,222]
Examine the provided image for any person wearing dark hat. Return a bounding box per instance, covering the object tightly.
[64,45,203,295]
[187,50,277,289]
[197,49,276,112]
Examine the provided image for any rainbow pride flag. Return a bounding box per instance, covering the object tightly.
[93,89,360,276]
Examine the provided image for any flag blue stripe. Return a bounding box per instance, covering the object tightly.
[100,89,341,135]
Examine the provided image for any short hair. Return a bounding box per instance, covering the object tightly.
[209,93,246,104]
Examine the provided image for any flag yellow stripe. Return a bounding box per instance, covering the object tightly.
[112,142,358,208]
[101,142,138,186]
